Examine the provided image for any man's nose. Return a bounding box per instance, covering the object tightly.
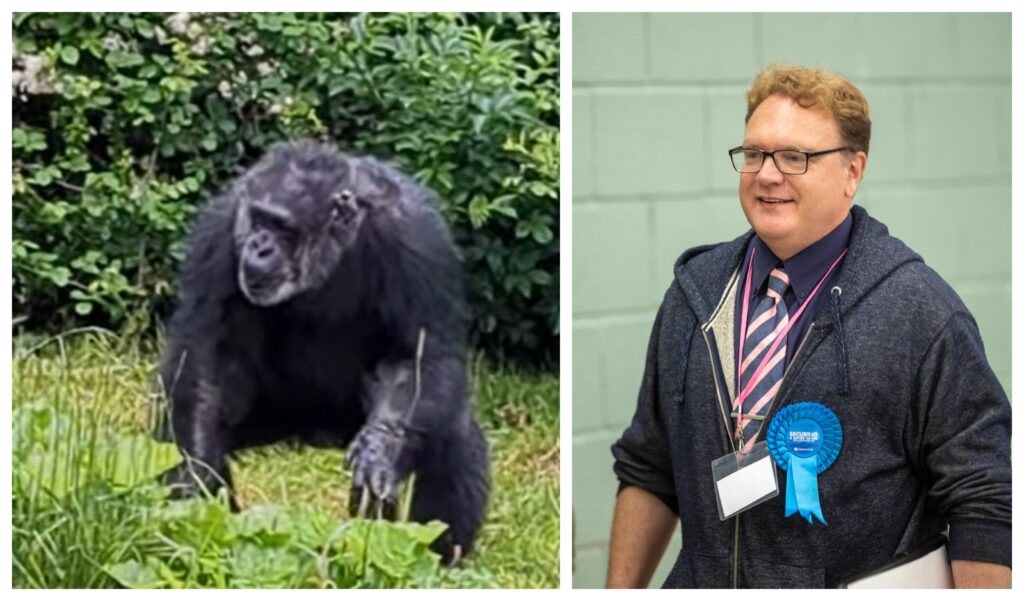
[756,155,786,184]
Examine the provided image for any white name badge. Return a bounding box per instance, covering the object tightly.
[711,441,779,520]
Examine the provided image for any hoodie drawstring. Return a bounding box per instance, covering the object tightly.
[830,286,850,396]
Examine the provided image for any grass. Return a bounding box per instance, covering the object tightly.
[12,330,560,588]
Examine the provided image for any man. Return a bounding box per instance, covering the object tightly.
[607,65,1011,588]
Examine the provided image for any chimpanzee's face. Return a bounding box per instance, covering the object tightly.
[233,156,366,307]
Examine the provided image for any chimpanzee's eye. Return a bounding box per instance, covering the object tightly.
[251,205,293,233]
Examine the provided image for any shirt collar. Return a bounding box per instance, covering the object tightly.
[748,212,853,301]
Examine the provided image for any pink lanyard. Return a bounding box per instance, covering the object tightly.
[733,246,848,432]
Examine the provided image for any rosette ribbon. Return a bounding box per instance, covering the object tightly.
[765,402,842,525]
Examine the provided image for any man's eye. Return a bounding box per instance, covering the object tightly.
[743,151,761,162]
[780,151,804,164]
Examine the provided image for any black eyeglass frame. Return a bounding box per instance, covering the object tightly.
[728,146,852,175]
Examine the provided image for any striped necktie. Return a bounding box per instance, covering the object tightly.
[737,267,790,450]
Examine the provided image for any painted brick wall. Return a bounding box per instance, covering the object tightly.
[572,12,1010,588]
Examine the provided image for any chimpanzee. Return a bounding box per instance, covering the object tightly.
[155,139,489,562]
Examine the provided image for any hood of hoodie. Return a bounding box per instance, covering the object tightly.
[671,204,924,328]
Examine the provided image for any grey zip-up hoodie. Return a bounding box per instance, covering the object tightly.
[612,205,1011,588]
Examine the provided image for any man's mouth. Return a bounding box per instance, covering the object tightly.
[759,196,793,204]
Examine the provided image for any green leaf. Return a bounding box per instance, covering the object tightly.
[468,196,490,229]
[74,302,93,315]
[109,51,145,69]
[105,560,163,589]
[13,128,47,151]
[60,45,80,65]
[531,224,553,244]
[12,402,183,498]
[471,114,486,134]
[47,267,71,287]
[29,168,55,186]
[528,270,552,286]
[105,433,182,489]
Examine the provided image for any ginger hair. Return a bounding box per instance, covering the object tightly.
[746,65,871,154]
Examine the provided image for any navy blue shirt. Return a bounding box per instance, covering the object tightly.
[733,212,852,384]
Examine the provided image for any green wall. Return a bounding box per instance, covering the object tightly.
[572,12,1010,588]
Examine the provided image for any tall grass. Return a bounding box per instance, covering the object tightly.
[13,332,177,587]
[11,331,560,588]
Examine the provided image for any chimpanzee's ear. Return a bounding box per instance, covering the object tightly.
[351,158,401,207]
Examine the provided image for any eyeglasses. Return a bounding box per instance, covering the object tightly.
[728,146,851,175]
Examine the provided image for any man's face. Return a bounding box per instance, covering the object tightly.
[739,94,866,260]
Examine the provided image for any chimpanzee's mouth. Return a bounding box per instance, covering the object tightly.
[239,272,296,306]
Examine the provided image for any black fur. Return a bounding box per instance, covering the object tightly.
[155,140,489,561]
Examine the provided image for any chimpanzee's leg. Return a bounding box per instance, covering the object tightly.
[158,377,240,507]
[409,419,490,563]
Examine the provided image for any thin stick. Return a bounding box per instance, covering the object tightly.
[403,327,426,423]
[357,486,371,518]
[399,472,416,522]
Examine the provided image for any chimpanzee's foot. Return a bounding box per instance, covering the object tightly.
[160,458,237,510]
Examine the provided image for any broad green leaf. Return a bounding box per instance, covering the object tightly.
[105,560,163,589]
[531,224,553,244]
[60,46,80,65]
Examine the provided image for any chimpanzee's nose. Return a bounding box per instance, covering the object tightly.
[245,232,281,274]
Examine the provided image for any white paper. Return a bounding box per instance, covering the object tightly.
[716,456,776,517]
[846,546,953,588]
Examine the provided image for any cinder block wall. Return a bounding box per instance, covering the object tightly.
[572,13,1010,588]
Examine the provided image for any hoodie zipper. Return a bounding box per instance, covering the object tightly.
[700,327,741,589]
[701,327,737,455]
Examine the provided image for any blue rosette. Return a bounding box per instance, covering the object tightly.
[766,402,842,525]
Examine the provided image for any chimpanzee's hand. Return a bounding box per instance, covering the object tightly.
[346,420,406,518]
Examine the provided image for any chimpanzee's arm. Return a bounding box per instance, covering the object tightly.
[346,325,469,504]
[157,197,254,502]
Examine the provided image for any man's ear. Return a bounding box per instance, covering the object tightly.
[845,151,868,199]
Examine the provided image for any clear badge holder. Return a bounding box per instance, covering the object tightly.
[711,441,779,521]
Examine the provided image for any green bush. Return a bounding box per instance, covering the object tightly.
[13,12,559,366]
